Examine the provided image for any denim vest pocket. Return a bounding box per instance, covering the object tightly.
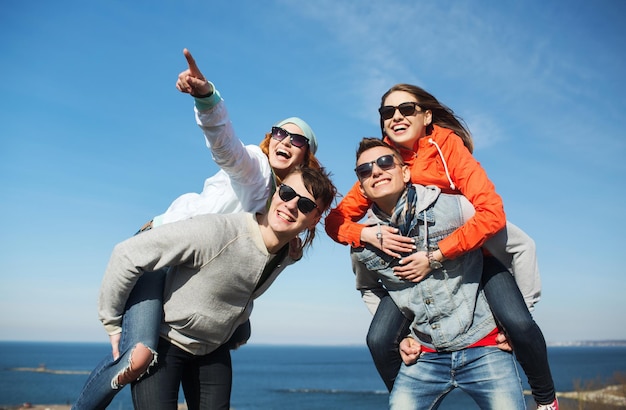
[360,249,394,271]
[356,248,413,293]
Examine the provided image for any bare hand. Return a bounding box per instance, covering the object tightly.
[496,331,512,352]
[110,333,121,360]
[175,48,212,97]
[393,251,431,282]
[399,337,422,365]
[361,225,415,258]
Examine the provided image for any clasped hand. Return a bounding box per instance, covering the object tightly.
[361,225,430,282]
[110,333,121,360]
[399,331,512,366]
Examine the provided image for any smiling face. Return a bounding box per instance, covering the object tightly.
[382,91,432,150]
[268,123,309,180]
[357,146,410,214]
[266,171,322,240]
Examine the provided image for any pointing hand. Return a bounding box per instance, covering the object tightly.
[175,48,212,97]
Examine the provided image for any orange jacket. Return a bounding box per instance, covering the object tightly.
[325,125,506,259]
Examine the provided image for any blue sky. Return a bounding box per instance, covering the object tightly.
[1,0,624,345]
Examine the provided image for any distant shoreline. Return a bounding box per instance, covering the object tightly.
[0,405,189,410]
[9,366,89,375]
[546,340,626,347]
[3,384,625,410]
[2,340,626,347]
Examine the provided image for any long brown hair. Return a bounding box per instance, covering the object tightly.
[380,84,474,153]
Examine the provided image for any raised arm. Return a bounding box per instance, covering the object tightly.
[177,49,271,188]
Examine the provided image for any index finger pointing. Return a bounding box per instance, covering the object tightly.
[183,48,203,78]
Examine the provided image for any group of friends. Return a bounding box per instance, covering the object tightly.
[71,49,559,410]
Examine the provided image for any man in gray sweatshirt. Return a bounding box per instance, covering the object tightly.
[96,167,336,409]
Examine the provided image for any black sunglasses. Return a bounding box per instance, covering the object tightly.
[378,102,422,121]
[355,154,398,180]
[271,127,309,149]
[278,184,318,214]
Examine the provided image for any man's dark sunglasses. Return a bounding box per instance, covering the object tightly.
[378,102,422,121]
[271,127,309,149]
[355,154,398,179]
[278,184,318,214]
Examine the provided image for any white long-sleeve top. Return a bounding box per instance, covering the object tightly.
[152,89,274,226]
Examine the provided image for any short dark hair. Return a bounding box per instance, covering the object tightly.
[286,166,337,251]
[299,166,337,214]
[355,138,405,165]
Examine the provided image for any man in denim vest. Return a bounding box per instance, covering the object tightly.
[351,138,525,410]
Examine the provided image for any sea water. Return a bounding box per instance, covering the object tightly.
[1,341,625,409]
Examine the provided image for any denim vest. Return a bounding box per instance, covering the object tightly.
[352,185,496,351]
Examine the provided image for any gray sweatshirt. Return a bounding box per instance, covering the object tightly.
[98,212,291,355]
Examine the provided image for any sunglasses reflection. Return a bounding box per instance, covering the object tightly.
[271,127,309,149]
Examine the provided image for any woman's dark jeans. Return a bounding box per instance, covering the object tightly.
[366,294,411,392]
[481,256,555,404]
[131,338,232,410]
[366,256,555,404]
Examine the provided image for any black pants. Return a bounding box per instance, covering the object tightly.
[132,338,232,410]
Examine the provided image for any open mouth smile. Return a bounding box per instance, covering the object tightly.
[276,149,291,159]
[277,209,296,222]
[372,178,391,188]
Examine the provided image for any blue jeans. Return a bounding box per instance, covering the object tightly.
[366,294,411,392]
[72,270,166,410]
[481,256,555,405]
[389,347,525,410]
[131,338,232,410]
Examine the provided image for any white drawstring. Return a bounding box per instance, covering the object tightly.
[422,210,428,251]
[428,138,455,191]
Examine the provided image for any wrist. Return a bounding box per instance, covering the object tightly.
[193,82,221,111]
[194,89,214,98]
[193,80,215,98]
[357,225,370,247]
[434,249,445,262]
[428,249,443,270]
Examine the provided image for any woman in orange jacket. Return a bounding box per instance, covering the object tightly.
[326,84,558,410]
